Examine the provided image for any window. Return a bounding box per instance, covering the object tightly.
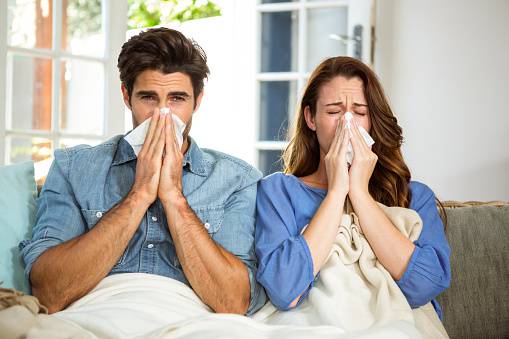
[255,0,374,175]
[0,0,127,184]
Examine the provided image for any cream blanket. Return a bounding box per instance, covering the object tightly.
[0,204,448,338]
[253,203,449,338]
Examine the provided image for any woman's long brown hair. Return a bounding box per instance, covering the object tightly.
[283,56,412,208]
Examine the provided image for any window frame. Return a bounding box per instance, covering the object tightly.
[0,0,127,166]
[254,0,373,174]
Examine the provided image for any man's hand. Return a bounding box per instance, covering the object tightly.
[158,113,184,204]
[130,109,166,207]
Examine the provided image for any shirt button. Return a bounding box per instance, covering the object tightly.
[204,222,210,230]
[96,212,102,218]
[147,243,154,249]
[151,216,158,222]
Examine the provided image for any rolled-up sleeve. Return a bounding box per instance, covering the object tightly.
[213,167,267,316]
[255,177,315,311]
[396,183,451,308]
[19,148,87,284]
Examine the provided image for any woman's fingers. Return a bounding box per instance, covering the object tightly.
[327,118,342,155]
[352,119,370,153]
[338,124,350,157]
[349,119,368,157]
[332,118,346,156]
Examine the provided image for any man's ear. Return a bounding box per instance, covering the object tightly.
[121,83,131,109]
[193,90,204,113]
[304,106,316,131]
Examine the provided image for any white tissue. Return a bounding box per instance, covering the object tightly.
[125,110,186,156]
[344,111,375,165]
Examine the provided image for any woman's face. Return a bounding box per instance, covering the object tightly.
[305,75,371,156]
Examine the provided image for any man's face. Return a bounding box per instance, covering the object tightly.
[122,70,202,128]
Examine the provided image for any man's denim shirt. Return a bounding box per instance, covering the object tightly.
[19,135,267,315]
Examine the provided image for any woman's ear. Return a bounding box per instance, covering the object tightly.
[304,106,317,131]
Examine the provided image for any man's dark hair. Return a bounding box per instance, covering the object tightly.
[117,28,210,104]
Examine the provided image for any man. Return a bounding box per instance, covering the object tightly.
[19,28,266,316]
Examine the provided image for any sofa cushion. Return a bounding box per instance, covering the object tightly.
[0,161,37,294]
[437,203,509,339]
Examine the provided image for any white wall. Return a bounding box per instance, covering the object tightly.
[178,0,257,165]
[375,0,509,201]
[125,0,257,165]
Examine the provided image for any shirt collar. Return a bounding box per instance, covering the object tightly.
[112,136,136,166]
[113,135,210,177]
[182,137,210,177]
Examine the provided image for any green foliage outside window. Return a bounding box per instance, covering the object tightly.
[128,0,222,29]
[66,0,222,37]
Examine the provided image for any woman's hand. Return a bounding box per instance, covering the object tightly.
[324,117,350,199]
[348,118,378,199]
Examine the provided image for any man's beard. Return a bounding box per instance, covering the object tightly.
[182,117,193,145]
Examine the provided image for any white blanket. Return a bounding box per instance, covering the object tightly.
[12,204,447,339]
[43,273,420,339]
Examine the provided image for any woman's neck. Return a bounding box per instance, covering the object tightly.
[300,158,328,190]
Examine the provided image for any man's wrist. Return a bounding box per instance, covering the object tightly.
[160,190,187,209]
[126,189,152,210]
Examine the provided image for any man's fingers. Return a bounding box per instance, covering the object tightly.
[142,108,160,153]
[152,115,167,159]
[168,112,180,153]
[164,114,176,159]
[148,111,167,156]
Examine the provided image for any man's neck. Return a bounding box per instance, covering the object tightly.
[181,137,190,156]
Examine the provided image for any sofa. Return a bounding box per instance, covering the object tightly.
[1,161,508,338]
[436,201,509,339]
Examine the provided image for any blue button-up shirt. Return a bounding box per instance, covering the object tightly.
[20,135,266,315]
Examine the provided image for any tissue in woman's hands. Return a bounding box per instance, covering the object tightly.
[125,112,186,156]
[344,111,375,165]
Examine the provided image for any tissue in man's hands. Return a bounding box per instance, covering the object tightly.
[125,113,186,156]
[344,111,375,165]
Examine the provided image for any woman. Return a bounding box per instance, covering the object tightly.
[255,56,451,320]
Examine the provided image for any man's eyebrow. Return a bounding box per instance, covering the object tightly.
[135,90,157,97]
[168,91,191,98]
